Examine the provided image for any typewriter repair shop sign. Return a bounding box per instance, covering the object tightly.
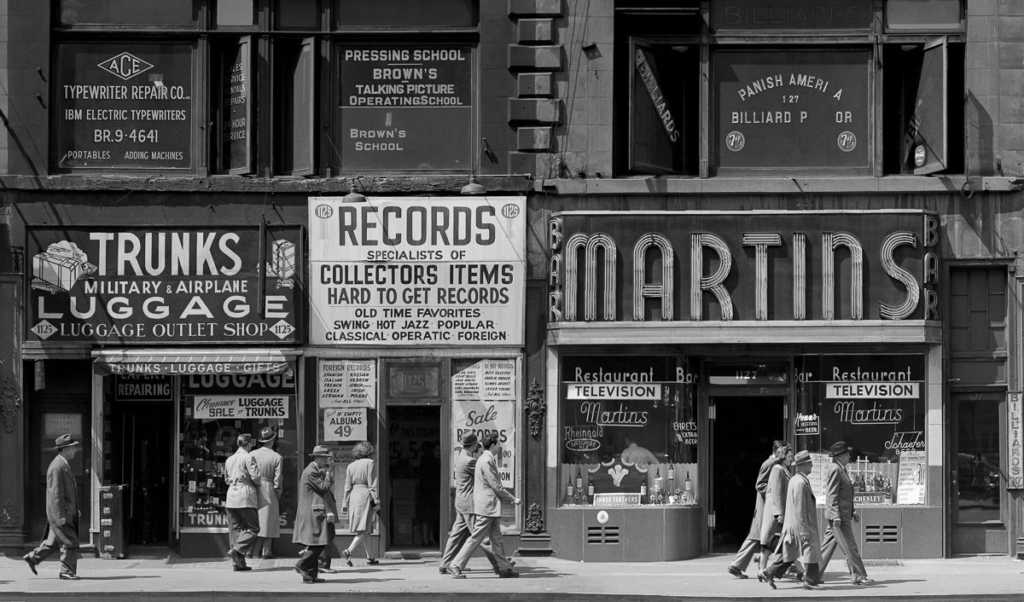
[27,226,302,343]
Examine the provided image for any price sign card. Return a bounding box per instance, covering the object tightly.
[324,407,367,442]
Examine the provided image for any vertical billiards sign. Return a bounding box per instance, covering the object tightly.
[54,43,193,170]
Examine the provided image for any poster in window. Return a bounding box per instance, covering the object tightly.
[54,42,193,171]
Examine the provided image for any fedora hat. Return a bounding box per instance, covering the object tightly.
[828,441,853,457]
[460,432,479,448]
[309,444,332,457]
[794,450,813,466]
[52,433,80,450]
[258,426,278,443]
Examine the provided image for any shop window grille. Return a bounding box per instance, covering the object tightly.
[864,524,899,543]
[586,525,621,544]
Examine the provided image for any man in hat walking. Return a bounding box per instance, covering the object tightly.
[728,440,788,578]
[224,433,261,571]
[819,441,873,585]
[760,450,822,590]
[250,426,283,559]
[439,433,509,575]
[293,444,337,584]
[23,434,82,580]
[449,433,520,579]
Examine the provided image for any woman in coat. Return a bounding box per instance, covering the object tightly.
[761,450,822,590]
[341,441,379,566]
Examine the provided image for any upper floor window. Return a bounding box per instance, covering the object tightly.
[616,0,965,176]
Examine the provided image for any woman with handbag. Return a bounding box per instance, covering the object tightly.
[342,440,380,566]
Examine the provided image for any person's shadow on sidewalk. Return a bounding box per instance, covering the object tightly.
[509,566,566,579]
[818,578,926,591]
[70,575,161,581]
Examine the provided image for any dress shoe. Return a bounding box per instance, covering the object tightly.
[757,570,775,590]
[59,573,79,580]
[233,565,252,572]
[438,565,449,574]
[366,558,379,565]
[342,549,353,567]
[22,554,38,575]
[853,576,875,585]
[302,577,325,583]
[449,566,466,579]
[498,569,519,578]
[802,582,821,590]
[727,565,748,579]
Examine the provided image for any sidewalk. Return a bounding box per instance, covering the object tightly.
[1,552,1022,601]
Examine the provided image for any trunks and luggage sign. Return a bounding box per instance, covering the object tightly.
[308,196,526,346]
[27,226,302,343]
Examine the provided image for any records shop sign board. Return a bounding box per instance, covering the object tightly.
[27,226,302,344]
[339,47,471,172]
[309,196,525,346]
[54,42,193,170]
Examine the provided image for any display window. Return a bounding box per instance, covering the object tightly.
[178,371,299,532]
[559,356,698,507]
[795,355,927,505]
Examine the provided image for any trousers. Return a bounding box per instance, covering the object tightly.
[819,518,867,579]
[451,515,514,573]
[227,507,259,558]
[30,522,80,575]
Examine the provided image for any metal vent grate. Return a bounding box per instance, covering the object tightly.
[586,525,621,544]
[864,524,899,543]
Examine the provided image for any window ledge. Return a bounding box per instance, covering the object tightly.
[538,176,1024,196]
[0,174,534,194]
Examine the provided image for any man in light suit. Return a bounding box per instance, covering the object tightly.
[449,432,520,579]
[439,433,512,575]
[250,426,283,559]
[23,434,81,580]
[224,433,261,571]
[819,440,873,585]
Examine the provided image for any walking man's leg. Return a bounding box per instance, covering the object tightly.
[835,521,868,581]
[729,537,759,577]
[440,511,472,572]
[819,522,838,576]
[449,515,491,577]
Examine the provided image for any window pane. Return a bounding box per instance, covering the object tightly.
[713,49,871,171]
[560,357,698,507]
[796,355,927,506]
[335,0,477,28]
[887,0,962,31]
[955,397,1001,522]
[59,0,194,26]
[711,0,872,30]
[211,37,253,174]
[628,43,692,174]
[53,42,194,172]
[275,38,315,175]
[275,0,320,29]
[217,0,255,26]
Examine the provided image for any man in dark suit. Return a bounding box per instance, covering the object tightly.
[23,434,81,580]
[439,433,507,575]
[728,439,788,578]
[292,444,337,584]
[819,441,873,585]
[449,433,520,579]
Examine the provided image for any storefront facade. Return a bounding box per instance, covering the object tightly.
[304,195,528,554]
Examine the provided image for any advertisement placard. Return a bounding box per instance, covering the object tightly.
[192,395,290,420]
[54,43,193,170]
[309,196,525,346]
[27,226,301,343]
[324,408,368,442]
[451,359,516,402]
[452,399,515,487]
[318,359,377,408]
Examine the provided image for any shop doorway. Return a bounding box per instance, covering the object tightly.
[710,396,785,553]
[111,402,174,546]
[386,405,442,549]
[950,392,1007,554]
